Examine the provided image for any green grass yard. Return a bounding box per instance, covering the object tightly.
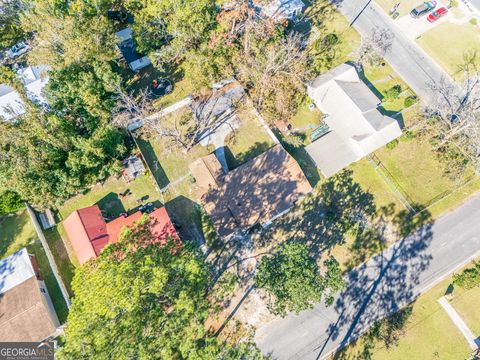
[58,174,162,221]
[337,263,480,360]
[225,108,276,168]
[305,3,361,71]
[0,210,37,258]
[363,63,417,113]
[0,211,69,323]
[350,159,404,211]
[417,22,480,78]
[27,241,70,323]
[374,139,472,209]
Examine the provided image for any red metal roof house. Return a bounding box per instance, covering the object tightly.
[64,205,178,265]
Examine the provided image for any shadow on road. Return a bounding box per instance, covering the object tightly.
[316,209,433,359]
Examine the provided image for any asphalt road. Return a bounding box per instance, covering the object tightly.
[335,0,455,103]
[255,193,480,359]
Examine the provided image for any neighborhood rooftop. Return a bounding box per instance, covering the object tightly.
[305,63,402,177]
[190,145,312,237]
[0,249,60,341]
[0,65,49,121]
[64,205,179,264]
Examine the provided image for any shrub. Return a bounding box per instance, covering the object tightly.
[283,133,304,148]
[469,18,478,26]
[384,85,402,101]
[386,139,399,150]
[400,131,415,142]
[0,191,23,215]
[449,0,458,7]
[453,262,480,289]
[324,33,339,46]
[404,96,417,108]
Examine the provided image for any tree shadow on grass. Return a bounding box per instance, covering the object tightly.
[225,141,273,170]
[135,137,170,189]
[264,169,377,258]
[274,129,321,187]
[335,303,415,359]
[164,195,205,246]
[43,227,76,295]
[96,192,125,220]
[322,209,433,359]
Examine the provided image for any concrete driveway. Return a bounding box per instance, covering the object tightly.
[393,0,472,39]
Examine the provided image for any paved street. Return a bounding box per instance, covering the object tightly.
[255,193,480,359]
[334,0,456,103]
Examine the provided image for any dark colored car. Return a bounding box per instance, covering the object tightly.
[427,7,448,22]
[410,1,437,18]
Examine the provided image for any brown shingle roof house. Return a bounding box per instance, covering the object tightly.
[0,248,60,341]
[190,145,312,237]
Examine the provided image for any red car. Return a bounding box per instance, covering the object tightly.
[427,7,448,22]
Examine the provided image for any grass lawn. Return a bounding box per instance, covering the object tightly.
[374,138,471,209]
[136,134,211,189]
[225,107,276,168]
[417,22,480,78]
[0,210,37,258]
[153,76,196,109]
[58,174,161,221]
[337,264,478,360]
[27,241,69,323]
[305,3,361,71]
[350,159,404,211]
[450,284,480,336]
[363,63,417,113]
[427,177,480,218]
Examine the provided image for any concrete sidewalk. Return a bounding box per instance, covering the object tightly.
[438,296,480,350]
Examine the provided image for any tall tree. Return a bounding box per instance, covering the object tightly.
[23,0,117,68]
[234,22,309,122]
[124,0,217,68]
[46,61,121,132]
[425,51,480,176]
[0,0,28,48]
[256,242,345,317]
[58,219,262,359]
[0,104,126,208]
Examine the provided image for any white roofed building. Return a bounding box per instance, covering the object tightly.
[305,63,402,177]
[255,0,305,21]
[0,65,49,121]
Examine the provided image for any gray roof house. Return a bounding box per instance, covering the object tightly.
[305,63,402,177]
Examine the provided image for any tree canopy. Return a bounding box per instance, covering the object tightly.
[256,242,345,317]
[0,0,27,48]
[59,219,262,359]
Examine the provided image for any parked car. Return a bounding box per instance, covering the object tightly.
[6,41,30,59]
[410,1,436,18]
[427,7,448,22]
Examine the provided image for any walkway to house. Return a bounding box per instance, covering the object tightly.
[438,296,480,350]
